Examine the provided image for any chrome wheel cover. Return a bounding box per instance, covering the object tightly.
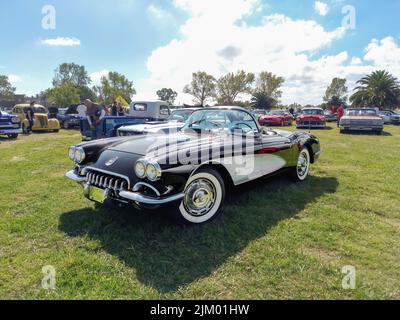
[297,150,309,179]
[183,178,216,217]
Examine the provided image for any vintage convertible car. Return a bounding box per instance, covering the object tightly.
[296,108,326,129]
[340,108,384,134]
[258,110,294,127]
[12,104,60,133]
[66,107,322,225]
[0,110,22,139]
[117,108,198,136]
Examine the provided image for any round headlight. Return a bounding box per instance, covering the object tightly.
[11,117,20,124]
[146,162,162,181]
[74,147,86,164]
[135,160,146,178]
[69,146,76,161]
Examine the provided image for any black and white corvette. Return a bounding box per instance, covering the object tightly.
[66,107,322,224]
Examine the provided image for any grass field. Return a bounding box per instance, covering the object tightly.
[1,124,400,299]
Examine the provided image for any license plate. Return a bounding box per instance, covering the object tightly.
[89,186,106,203]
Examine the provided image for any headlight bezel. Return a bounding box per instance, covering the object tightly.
[11,117,20,124]
[134,160,147,179]
[74,147,86,164]
[134,158,162,181]
[69,146,76,161]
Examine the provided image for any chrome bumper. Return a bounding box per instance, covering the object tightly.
[0,128,22,134]
[65,170,86,183]
[65,170,184,205]
[119,190,184,205]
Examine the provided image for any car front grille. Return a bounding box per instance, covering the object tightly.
[0,119,10,125]
[85,170,129,192]
[349,120,375,126]
[36,115,48,127]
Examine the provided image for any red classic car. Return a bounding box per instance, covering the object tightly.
[259,110,294,126]
[296,108,326,129]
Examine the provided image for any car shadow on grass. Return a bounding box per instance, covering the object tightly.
[59,174,338,293]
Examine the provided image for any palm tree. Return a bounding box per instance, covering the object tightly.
[350,70,400,109]
[251,92,276,110]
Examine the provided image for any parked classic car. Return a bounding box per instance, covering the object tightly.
[296,108,326,129]
[390,111,400,125]
[117,108,198,136]
[340,108,384,134]
[66,106,322,225]
[259,110,294,127]
[57,105,81,129]
[0,110,22,139]
[12,104,60,133]
[378,110,400,125]
[80,100,171,140]
[324,110,339,122]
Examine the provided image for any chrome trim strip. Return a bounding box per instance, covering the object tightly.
[119,190,184,205]
[133,182,161,197]
[65,170,86,183]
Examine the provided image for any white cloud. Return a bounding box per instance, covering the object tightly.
[139,0,400,105]
[41,37,81,47]
[314,1,329,16]
[147,5,168,20]
[8,74,22,83]
[90,70,109,84]
[364,37,400,74]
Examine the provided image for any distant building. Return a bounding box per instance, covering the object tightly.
[0,94,50,110]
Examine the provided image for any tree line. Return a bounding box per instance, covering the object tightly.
[0,63,399,110]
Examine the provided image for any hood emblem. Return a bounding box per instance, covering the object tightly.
[105,156,119,167]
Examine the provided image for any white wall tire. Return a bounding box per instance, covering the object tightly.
[176,168,225,225]
[290,148,311,182]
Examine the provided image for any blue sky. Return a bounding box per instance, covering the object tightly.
[1,0,399,104]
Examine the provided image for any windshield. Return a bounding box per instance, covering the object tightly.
[169,110,192,122]
[302,109,323,115]
[345,109,377,116]
[184,109,258,132]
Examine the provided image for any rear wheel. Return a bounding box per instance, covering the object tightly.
[172,168,225,225]
[7,134,18,139]
[290,148,311,182]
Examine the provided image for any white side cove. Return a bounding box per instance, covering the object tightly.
[201,154,287,186]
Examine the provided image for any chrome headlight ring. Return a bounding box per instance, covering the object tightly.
[74,147,86,164]
[135,158,162,181]
[11,117,20,124]
[69,146,76,161]
[135,159,147,179]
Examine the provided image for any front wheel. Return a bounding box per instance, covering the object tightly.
[290,148,311,182]
[7,134,18,139]
[172,168,225,225]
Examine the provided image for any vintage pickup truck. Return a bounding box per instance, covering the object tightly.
[80,100,171,141]
[0,110,22,139]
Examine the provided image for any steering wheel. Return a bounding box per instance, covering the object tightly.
[230,122,254,132]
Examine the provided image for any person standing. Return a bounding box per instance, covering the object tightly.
[25,102,35,134]
[77,103,87,118]
[337,105,345,128]
[84,99,105,140]
[117,102,125,116]
[111,101,118,116]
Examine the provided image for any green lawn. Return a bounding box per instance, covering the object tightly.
[1,125,400,299]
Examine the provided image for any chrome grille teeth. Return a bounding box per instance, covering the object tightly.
[85,171,128,192]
